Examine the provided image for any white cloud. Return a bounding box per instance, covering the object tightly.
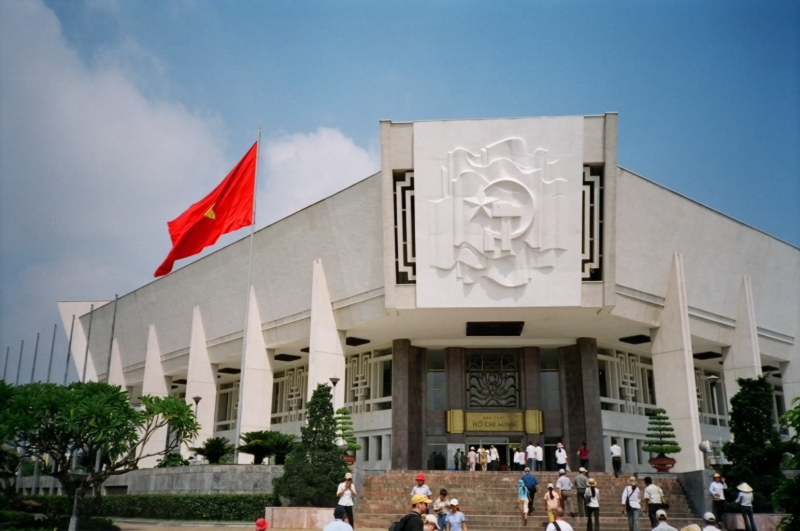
[0,1,379,380]
[258,127,379,226]
[0,0,229,368]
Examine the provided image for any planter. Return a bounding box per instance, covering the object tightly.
[343,455,356,465]
[265,507,335,529]
[647,454,676,472]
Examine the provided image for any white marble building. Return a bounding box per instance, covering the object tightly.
[55,114,799,474]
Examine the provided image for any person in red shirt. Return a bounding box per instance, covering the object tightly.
[577,442,590,469]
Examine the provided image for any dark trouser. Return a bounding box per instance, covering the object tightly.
[528,490,536,514]
[337,505,354,528]
[577,489,586,517]
[648,503,662,529]
[536,460,544,472]
[741,506,757,531]
[581,459,589,469]
[587,506,600,531]
[612,456,622,477]
[713,499,726,525]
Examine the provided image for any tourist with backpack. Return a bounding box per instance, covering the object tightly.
[518,479,530,525]
[621,477,642,531]
[584,478,600,531]
[546,507,575,531]
[390,494,431,531]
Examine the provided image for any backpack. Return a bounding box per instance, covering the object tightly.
[389,511,420,531]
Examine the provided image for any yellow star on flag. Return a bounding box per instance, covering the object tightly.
[204,204,216,220]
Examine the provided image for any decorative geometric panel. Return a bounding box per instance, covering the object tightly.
[344,349,393,414]
[581,166,603,280]
[285,366,307,414]
[466,352,519,408]
[614,351,640,412]
[394,171,416,284]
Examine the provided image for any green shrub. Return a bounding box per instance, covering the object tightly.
[21,494,275,522]
[52,516,118,531]
[0,510,38,527]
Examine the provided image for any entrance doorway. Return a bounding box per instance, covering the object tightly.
[465,436,524,470]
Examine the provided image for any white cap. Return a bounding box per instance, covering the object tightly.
[450,498,459,506]
[703,512,715,522]
[559,468,566,474]
[424,515,440,529]
[657,510,668,520]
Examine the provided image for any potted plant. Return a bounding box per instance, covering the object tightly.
[642,408,682,472]
[335,407,361,465]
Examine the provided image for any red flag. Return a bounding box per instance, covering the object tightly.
[155,142,257,277]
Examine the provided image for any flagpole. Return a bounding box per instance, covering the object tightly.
[233,127,261,464]
[82,305,95,382]
[104,295,119,383]
[46,325,57,383]
[2,347,9,380]
[29,333,40,383]
[63,316,75,385]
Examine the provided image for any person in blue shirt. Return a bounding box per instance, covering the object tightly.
[521,467,539,516]
[518,479,530,525]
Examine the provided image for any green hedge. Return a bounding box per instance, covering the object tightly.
[0,510,38,527]
[21,494,275,522]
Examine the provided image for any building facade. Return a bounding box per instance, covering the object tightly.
[57,113,800,474]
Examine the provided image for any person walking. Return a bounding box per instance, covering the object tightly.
[653,510,678,531]
[411,473,433,505]
[557,468,575,518]
[735,483,757,531]
[479,446,489,472]
[518,479,530,525]
[621,476,642,531]
[610,439,622,478]
[513,448,522,471]
[521,466,539,514]
[575,467,589,518]
[577,442,590,470]
[445,498,467,531]
[336,472,357,529]
[546,508,575,531]
[468,447,477,472]
[544,483,562,524]
[323,507,353,531]
[526,441,536,471]
[433,488,450,531]
[489,444,500,471]
[584,478,600,531]
[556,442,569,471]
[708,473,727,524]
[454,449,461,471]
[643,477,665,530]
[460,450,467,471]
[535,442,544,472]
[400,494,431,531]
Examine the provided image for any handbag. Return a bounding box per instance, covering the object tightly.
[659,487,670,510]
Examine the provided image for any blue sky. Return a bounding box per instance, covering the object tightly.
[0,0,798,381]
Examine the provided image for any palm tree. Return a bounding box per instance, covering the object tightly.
[238,430,274,465]
[190,436,234,464]
[266,432,299,465]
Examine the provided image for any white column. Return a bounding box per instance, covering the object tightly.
[723,277,762,403]
[107,338,126,388]
[650,252,704,472]
[307,258,346,410]
[57,301,107,383]
[185,306,218,454]
[782,292,800,418]
[140,324,169,468]
[236,286,273,463]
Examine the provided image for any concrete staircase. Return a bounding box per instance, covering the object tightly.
[358,471,699,531]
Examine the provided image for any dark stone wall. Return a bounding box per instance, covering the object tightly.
[521,347,543,444]
[445,347,465,443]
[561,338,606,472]
[391,339,425,470]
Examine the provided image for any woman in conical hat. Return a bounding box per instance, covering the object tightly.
[735,483,757,531]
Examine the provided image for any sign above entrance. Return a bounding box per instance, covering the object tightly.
[447,410,544,434]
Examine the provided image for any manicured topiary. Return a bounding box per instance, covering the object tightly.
[642,408,682,456]
[335,408,361,455]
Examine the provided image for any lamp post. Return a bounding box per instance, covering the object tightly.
[192,396,202,415]
[706,375,723,457]
[67,468,90,531]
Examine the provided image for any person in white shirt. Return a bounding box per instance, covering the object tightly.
[701,512,718,531]
[708,473,727,524]
[735,483,757,531]
[513,448,524,471]
[621,476,642,531]
[526,442,536,471]
[555,442,568,470]
[535,443,544,472]
[336,472,357,528]
[468,447,477,472]
[432,488,450,531]
[489,445,500,471]
[411,473,433,498]
[643,476,665,529]
[610,439,622,478]
[545,507,575,531]
[652,509,678,531]
[584,478,600,531]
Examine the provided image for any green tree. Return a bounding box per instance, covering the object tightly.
[774,397,800,531]
[0,380,199,521]
[190,437,234,464]
[334,408,361,455]
[642,408,682,456]
[157,452,189,468]
[723,376,788,513]
[238,431,298,465]
[272,384,349,506]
